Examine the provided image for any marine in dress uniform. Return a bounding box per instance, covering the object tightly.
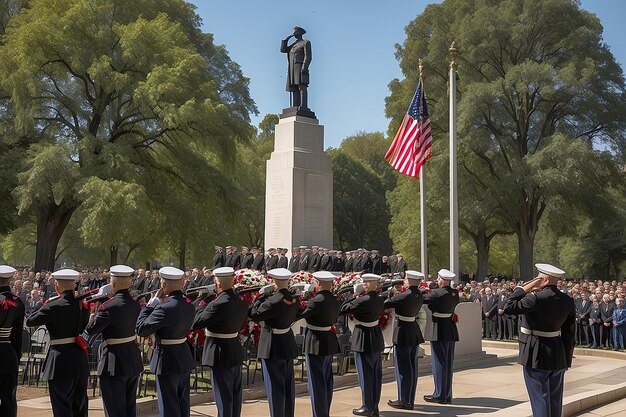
[249,268,299,417]
[503,263,576,417]
[213,246,226,268]
[85,265,143,417]
[423,269,459,404]
[288,248,300,273]
[298,247,310,272]
[192,267,248,417]
[26,269,89,417]
[240,247,254,269]
[252,248,265,271]
[339,273,384,417]
[277,249,289,269]
[296,271,341,417]
[0,265,25,417]
[385,270,425,410]
[136,267,196,417]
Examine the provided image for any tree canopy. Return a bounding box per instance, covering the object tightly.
[386,0,626,279]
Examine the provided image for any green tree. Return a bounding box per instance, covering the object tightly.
[78,178,151,265]
[330,150,392,253]
[387,0,626,278]
[0,0,256,270]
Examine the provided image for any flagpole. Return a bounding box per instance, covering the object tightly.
[449,42,459,284]
[418,59,428,278]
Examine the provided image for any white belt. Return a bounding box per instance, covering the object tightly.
[307,324,332,331]
[101,336,136,348]
[49,337,78,346]
[396,314,416,322]
[205,330,239,339]
[0,341,10,344]
[354,320,379,328]
[270,327,291,334]
[159,338,187,345]
[520,327,561,338]
[432,312,452,318]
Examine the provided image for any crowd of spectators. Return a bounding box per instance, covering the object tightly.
[466,276,626,351]
[7,265,626,351]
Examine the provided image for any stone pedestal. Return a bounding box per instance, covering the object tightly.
[264,114,333,252]
[420,302,483,356]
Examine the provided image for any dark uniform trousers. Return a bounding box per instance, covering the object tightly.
[339,291,385,413]
[100,375,139,417]
[249,289,299,417]
[523,367,565,417]
[384,286,424,407]
[261,358,296,417]
[305,354,334,417]
[394,344,418,405]
[26,290,89,417]
[354,351,382,412]
[0,286,24,417]
[296,290,340,417]
[423,286,460,402]
[136,291,196,417]
[430,340,455,400]
[210,364,242,417]
[85,289,143,417]
[192,288,249,417]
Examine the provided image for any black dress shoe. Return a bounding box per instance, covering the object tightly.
[444,398,453,404]
[388,399,413,409]
[423,395,447,404]
[353,407,376,416]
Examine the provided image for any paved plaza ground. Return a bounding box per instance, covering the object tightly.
[17,346,626,417]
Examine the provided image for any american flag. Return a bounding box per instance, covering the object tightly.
[385,79,432,178]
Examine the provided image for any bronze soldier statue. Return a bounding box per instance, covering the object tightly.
[281,26,312,110]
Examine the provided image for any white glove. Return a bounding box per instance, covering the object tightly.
[98,283,113,297]
[147,296,161,308]
[303,284,313,292]
[353,283,366,295]
[261,284,275,295]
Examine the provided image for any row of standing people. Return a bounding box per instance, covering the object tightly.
[211,245,409,275]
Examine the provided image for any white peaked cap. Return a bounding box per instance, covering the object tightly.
[438,269,456,280]
[406,270,425,279]
[52,269,80,281]
[97,283,113,297]
[312,271,335,281]
[213,267,235,277]
[535,263,565,278]
[110,265,134,277]
[267,268,292,280]
[0,265,16,278]
[361,273,381,282]
[159,266,184,280]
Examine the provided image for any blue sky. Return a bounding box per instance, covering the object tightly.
[189,0,625,148]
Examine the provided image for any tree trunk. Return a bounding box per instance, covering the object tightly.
[34,202,77,271]
[110,245,118,266]
[178,238,187,270]
[517,227,536,281]
[475,228,490,281]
